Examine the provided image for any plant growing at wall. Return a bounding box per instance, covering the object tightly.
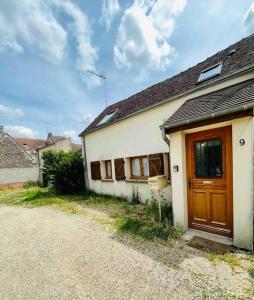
[130,187,140,204]
[42,151,85,193]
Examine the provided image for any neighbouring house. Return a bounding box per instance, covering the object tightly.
[80,34,254,250]
[14,137,45,164]
[0,129,81,188]
[37,132,82,167]
[0,126,40,188]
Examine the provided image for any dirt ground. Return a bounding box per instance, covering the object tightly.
[0,205,253,299]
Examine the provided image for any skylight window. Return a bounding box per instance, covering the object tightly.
[97,110,117,126]
[198,62,223,83]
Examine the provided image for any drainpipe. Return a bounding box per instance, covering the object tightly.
[160,127,174,225]
[253,108,254,250]
[81,136,89,190]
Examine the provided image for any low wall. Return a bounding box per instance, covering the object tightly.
[0,167,40,185]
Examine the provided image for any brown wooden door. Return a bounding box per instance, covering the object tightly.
[186,126,233,238]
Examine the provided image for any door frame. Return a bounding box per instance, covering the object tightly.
[185,126,233,237]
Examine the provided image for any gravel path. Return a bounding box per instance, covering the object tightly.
[0,206,253,300]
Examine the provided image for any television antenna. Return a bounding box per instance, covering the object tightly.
[87,70,108,108]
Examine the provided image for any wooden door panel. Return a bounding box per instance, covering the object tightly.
[186,126,233,238]
[191,191,208,223]
[210,192,227,226]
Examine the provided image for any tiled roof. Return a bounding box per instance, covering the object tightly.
[81,34,254,135]
[162,79,254,129]
[45,135,66,146]
[14,138,46,151]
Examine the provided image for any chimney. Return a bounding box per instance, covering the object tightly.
[0,126,4,137]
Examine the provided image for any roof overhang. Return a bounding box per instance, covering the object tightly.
[160,104,254,134]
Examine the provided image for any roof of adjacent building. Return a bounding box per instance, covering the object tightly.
[162,79,254,130]
[81,34,254,136]
[14,138,46,151]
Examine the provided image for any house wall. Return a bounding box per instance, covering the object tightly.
[84,71,254,203]
[170,117,254,250]
[38,139,72,166]
[0,167,39,185]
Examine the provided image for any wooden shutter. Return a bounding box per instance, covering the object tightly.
[148,153,164,177]
[114,158,125,181]
[91,161,101,180]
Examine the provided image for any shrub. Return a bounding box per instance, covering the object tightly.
[146,201,173,226]
[42,151,85,193]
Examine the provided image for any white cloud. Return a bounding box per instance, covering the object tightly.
[62,130,76,138]
[114,0,186,72]
[243,2,254,34]
[62,130,80,143]
[0,0,101,87]
[82,113,94,124]
[100,0,120,31]
[5,125,37,138]
[0,104,24,120]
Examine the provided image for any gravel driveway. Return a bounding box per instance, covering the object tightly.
[0,206,253,300]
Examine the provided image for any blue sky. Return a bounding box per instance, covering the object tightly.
[0,0,254,142]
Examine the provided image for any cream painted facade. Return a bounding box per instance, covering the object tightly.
[170,117,254,250]
[83,71,254,250]
[38,139,72,166]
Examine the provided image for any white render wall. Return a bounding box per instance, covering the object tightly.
[0,167,40,184]
[84,72,254,204]
[170,117,254,250]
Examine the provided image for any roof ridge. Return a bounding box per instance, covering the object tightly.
[106,34,254,111]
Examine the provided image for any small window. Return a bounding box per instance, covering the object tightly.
[97,110,117,126]
[195,139,222,178]
[198,62,223,83]
[130,156,149,179]
[105,160,112,179]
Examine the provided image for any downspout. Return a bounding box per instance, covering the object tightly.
[160,127,174,225]
[81,136,89,190]
[253,108,254,250]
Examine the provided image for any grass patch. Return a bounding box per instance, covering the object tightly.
[0,187,181,243]
[248,266,254,278]
[115,217,182,241]
[206,252,240,268]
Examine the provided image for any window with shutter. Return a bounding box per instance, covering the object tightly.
[148,153,164,177]
[90,161,101,180]
[130,156,149,179]
[114,158,125,181]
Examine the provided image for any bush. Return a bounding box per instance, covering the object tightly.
[146,202,173,226]
[42,151,85,193]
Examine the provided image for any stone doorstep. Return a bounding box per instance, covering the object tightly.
[182,229,233,246]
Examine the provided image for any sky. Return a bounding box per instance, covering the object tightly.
[0,0,254,143]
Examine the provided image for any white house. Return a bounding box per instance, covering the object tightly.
[80,35,254,250]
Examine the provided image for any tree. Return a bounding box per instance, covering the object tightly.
[42,151,85,193]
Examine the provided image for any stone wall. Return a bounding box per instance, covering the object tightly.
[0,135,34,168]
[0,167,39,184]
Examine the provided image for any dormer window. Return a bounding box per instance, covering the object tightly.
[198,62,223,83]
[97,110,117,126]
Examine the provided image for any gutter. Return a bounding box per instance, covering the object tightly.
[80,63,254,137]
[161,102,254,132]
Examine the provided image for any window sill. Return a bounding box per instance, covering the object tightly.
[101,179,114,183]
[125,179,148,184]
